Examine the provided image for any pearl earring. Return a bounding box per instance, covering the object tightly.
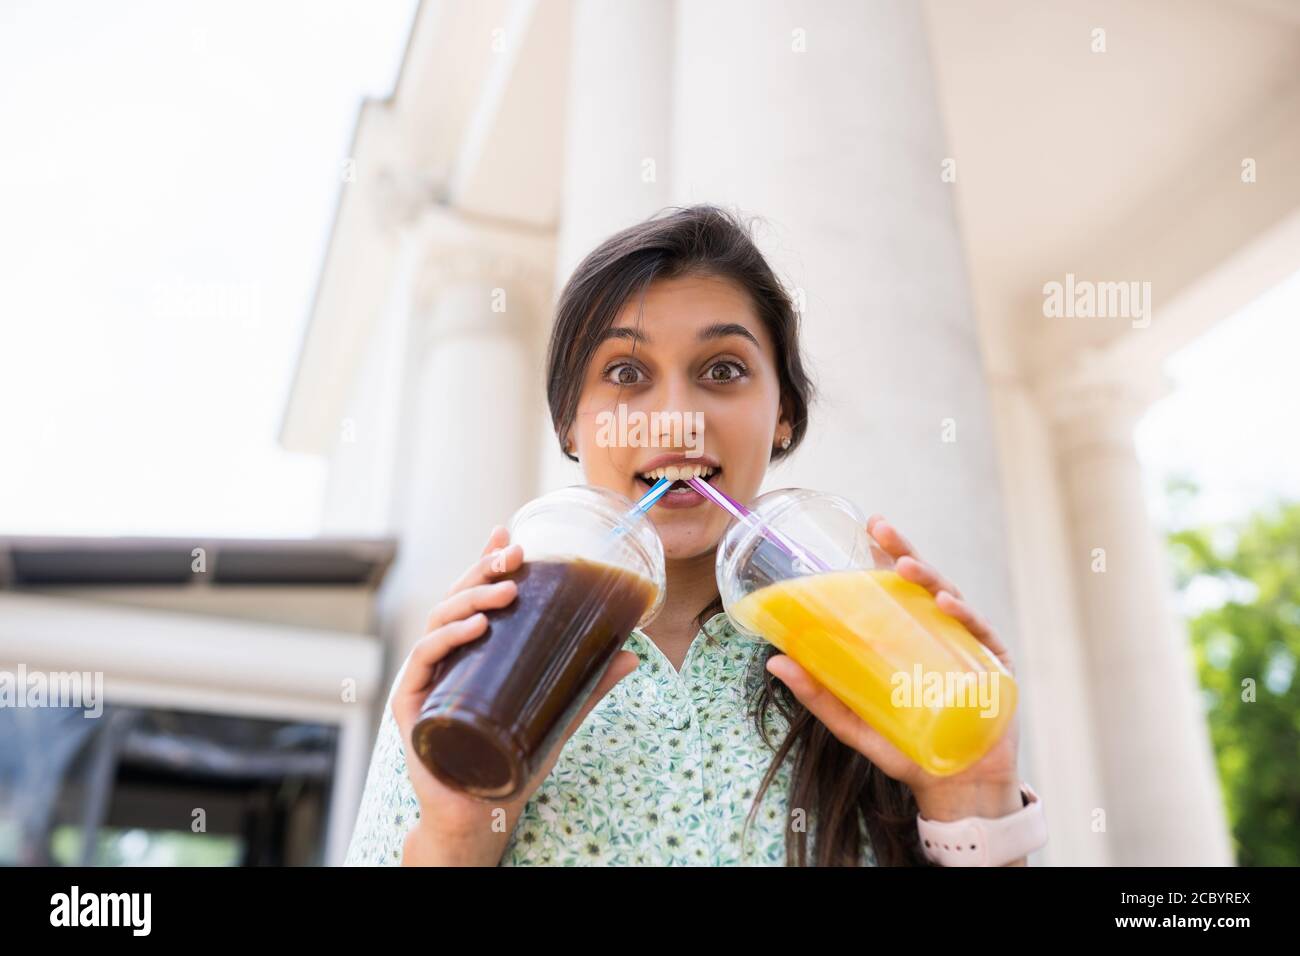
[780,435,791,450]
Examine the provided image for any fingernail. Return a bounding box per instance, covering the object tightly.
[490,551,506,573]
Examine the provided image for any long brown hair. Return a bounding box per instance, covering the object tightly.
[545,204,929,866]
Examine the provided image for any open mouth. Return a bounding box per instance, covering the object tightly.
[636,464,721,494]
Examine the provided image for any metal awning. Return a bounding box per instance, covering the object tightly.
[0,536,396,589]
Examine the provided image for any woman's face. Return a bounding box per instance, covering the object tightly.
[568,273,789,560]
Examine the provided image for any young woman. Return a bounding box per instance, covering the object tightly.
[344,204,1028,867]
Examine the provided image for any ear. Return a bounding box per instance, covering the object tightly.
[770,396,794,459]
[776,394,794,433]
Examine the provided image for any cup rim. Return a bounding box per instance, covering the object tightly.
[717,486,867,570]
[507,484,666,627]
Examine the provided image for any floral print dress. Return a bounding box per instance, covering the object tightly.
[343,611,877,866]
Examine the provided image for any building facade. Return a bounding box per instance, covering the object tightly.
[280,0,1300,865]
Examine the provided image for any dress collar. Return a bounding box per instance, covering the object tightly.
[626,611,766,658]
[701,611,764,642]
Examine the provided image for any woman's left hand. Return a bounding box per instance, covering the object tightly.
[765,514,1023,822]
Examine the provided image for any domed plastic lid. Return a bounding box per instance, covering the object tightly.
[507,484,666,627]
[715,487,874,633]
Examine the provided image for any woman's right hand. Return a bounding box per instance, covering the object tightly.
[391,524,639,866]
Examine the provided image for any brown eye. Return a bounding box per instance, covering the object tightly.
[706,360,747,383]
[605,363,643,386]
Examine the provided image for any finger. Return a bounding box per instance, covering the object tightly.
[935,590,1013,671]
[895,555,964,601]
[482,524,509,556]
[866,516,920,562]
[427,579,518,633]
[766,654,898,761]
[445,539,521,596]
[865,515,892,567]
[392,614,491,720]
[483,542,525,578]
[865,528,893,568]
[435,543,523,624]
[441,526,514,598]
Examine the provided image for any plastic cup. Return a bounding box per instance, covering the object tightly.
[715,488,1016,777]
[412,485,665,799]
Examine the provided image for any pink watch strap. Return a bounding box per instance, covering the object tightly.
[916,781,1047,866]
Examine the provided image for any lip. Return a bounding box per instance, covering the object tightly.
[654,484,709,510]
[633,451,720,512]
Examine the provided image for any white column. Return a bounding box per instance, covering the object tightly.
[538,0,676,495]
[989,373,1113,865]
[383,212,553,662]
[670,0,1016,621]
[1046,363,1234,865]
[555,0,674,280]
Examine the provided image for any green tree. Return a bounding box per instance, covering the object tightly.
[1166,489,1300,866]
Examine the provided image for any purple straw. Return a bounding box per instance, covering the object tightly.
[685,477,830,573]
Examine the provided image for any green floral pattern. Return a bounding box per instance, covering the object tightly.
[343,611,877,866]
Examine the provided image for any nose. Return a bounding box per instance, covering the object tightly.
[651,373,702,449]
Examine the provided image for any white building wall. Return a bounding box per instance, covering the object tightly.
[319,236,418,537]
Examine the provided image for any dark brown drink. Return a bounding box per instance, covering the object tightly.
[412,557,658,799]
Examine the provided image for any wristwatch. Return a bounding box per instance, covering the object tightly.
[916,781,1047,866]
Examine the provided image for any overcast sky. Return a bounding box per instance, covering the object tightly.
[1,1,1296,541]
[1136,266,1300,532]
[0,0,415,537]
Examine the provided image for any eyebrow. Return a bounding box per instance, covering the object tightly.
[598,322,761,348]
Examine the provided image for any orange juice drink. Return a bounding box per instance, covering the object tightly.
[730,568,1016,776]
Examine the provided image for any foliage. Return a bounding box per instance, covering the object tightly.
[1166,482,1300,866]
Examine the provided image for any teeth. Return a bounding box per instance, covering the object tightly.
[641,464,716,481]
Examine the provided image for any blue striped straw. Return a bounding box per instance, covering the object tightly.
[606,476,674,544]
